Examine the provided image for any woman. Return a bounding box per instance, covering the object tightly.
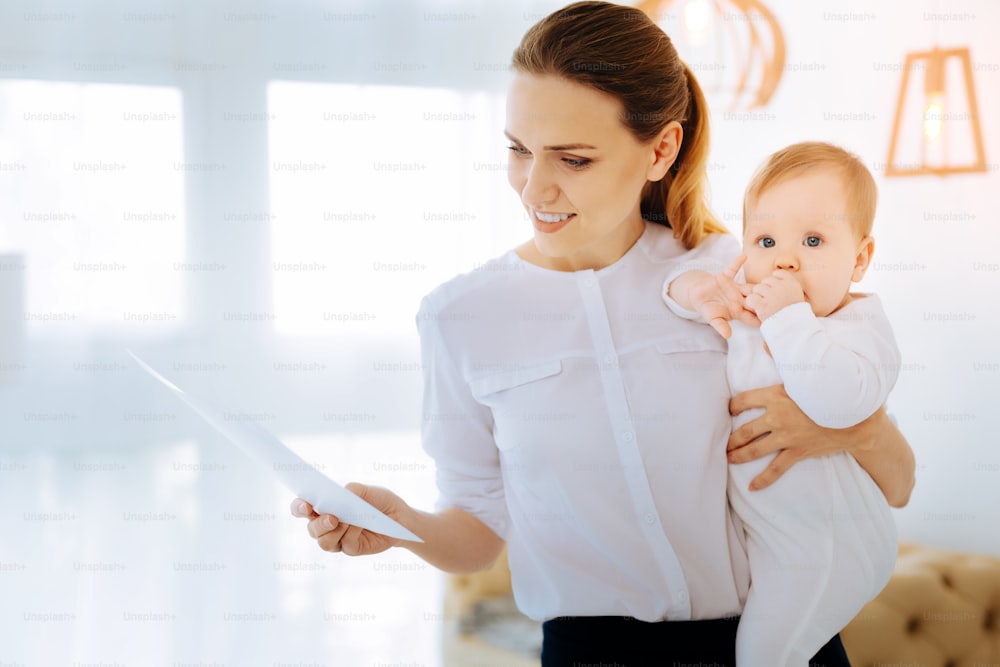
[292,3,915,664]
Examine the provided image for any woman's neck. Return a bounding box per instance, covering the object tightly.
[517,217,646,272]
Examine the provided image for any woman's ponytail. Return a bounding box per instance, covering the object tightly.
[655,63,727,248]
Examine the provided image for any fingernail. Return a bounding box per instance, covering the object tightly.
[295,501,307,514]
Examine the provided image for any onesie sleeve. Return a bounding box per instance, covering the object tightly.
[759,296,901,429]
[415,295,510,541]
[660,232,741,322]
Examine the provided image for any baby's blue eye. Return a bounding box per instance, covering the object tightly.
[756,237,775,248]
[805,236,822,247]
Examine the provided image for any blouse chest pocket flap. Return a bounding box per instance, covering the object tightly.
[653,331,728,356]
[467,359,563,402]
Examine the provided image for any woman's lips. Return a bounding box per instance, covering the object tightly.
[533,211,576,234]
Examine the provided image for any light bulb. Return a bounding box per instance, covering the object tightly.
[924,93,943,141]
[684,0,711,44]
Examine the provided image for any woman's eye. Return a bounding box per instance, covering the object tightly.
[563,157,592,170]
[805,236,822,247]
[507,145,529,156]
[756,237,775,248]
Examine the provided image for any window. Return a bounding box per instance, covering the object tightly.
[0,80,185,335]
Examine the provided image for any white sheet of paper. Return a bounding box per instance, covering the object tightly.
[128,350,421,542]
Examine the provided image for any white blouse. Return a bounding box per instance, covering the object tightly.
[416,222,747,622]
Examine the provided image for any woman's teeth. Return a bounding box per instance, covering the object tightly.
[536,212,573,223]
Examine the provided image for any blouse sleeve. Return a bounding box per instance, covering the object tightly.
[660,232,742,321]
[416,295,510,540]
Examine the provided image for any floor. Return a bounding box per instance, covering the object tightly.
[0,431,445,666]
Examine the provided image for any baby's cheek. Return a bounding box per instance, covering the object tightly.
[741,254,769,284]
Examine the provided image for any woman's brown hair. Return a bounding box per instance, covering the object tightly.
[511,1,726,249]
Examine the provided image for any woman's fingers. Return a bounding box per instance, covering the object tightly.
[317,521,351,553]
[290,498,318,518]
[728,423,763,455]
[729,384,782,416]
[307,514,341,540]
[747,450,798,491]
[291,498,349,552]
[339,524,369,557]
[306,513,351,553]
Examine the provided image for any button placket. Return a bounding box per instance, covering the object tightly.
[576,269,692,619]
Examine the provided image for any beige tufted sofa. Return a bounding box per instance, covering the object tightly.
[841,542,1000,666]
[443,542,1000,666]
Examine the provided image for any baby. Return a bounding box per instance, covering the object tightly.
[664,142,899,665]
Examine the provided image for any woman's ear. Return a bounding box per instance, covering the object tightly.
[647,121,683,182]
[851,235,875,282]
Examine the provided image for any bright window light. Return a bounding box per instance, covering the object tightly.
[267,81,524,335]
[0,80,185,334]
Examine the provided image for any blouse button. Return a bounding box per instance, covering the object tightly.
[622,431,634,442]
[582,276,597,288]
[644,513,656,525]
[677,590,688,603]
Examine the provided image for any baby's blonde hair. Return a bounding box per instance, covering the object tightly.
[743,141,877,238]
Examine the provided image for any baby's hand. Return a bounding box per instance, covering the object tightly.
[671,255,759,338]
[745,269,805,321]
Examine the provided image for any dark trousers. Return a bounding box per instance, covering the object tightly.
[541,615,851,666]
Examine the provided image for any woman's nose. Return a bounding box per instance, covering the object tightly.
[520,160,558,207]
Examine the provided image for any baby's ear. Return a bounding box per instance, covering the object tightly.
[851,236,875,282]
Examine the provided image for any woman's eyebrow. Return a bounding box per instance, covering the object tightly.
[504,130,598,151]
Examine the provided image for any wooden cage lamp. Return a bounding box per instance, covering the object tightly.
[885,46,987,176]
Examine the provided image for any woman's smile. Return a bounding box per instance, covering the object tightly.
[532,210,576,233]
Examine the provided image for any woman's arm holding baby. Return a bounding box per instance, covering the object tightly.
[727,386,915,507]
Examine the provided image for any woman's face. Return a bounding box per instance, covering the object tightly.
[505,73,677,271]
